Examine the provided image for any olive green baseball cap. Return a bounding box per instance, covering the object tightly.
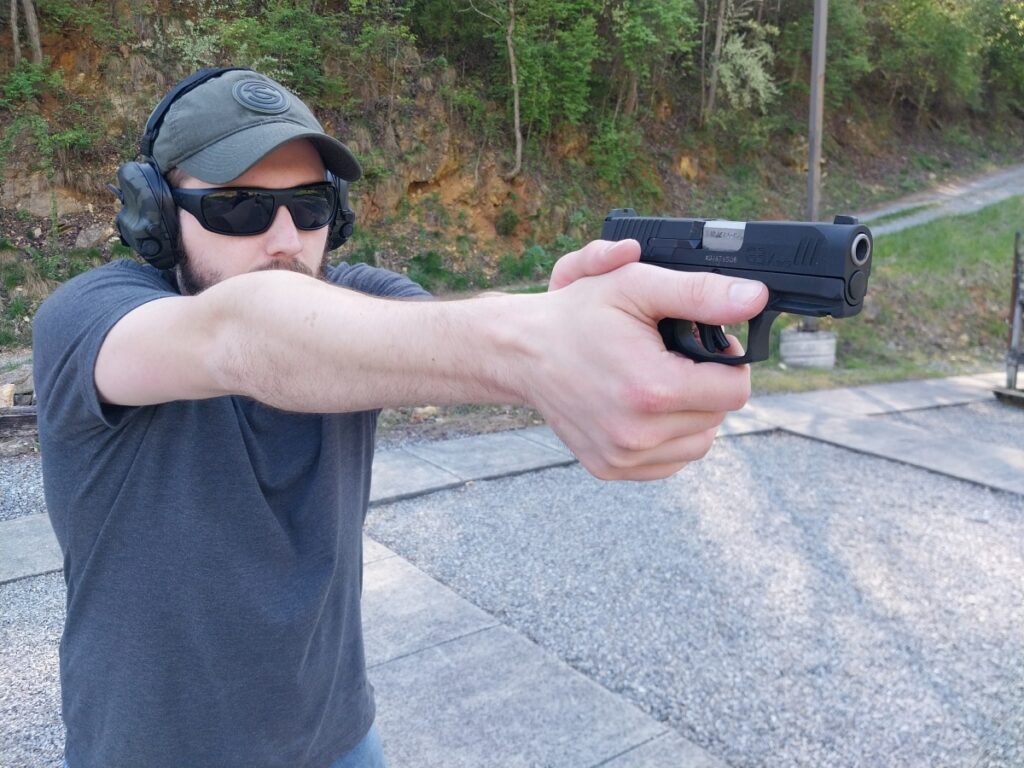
[150,69,362,183]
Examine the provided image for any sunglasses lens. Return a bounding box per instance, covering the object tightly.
[201,190,274,235]
[289,186,336,230]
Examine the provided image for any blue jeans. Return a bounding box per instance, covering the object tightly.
[63,723,387,768]
[330,724,387,768]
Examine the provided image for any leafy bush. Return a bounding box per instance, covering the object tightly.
[588,117,644,184]
[407,250,472,292]
[495,207,520,237]
[497,244,556,284]
[0,61,61,110]
[222,0,340,102]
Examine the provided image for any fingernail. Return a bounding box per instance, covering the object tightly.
[729,280,763,304]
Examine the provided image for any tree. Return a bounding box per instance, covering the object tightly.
[604,0,698,119]
[871,0,984,117]
[466,0,524,180]
[8,0,43,67]
[700,0,778,123]
[10,0,21,66]
[702,0,729,121]
[464,0,601,178]
[17,0,43,65]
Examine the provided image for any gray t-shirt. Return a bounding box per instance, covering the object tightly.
[32,259,428,768]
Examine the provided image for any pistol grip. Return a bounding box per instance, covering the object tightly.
[658,311,781,365]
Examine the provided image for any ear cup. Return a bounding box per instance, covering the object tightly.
[113,162,180,270]
[327,172,355,251]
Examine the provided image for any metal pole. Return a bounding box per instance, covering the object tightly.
[799,0,829,333]
[807,0,828,222]
[1009,232,1022,390]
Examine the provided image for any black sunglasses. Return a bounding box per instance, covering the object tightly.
[171,182,338,236]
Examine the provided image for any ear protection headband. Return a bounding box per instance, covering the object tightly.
[110,67,355,271]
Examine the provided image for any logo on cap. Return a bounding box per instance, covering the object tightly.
[232,80,290,115]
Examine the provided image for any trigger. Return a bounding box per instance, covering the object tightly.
[697,323,730,352]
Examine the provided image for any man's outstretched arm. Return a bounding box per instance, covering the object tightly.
[93,239,767,479]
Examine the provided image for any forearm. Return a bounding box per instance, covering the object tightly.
[97,241,770,481]
[206,270,535,412]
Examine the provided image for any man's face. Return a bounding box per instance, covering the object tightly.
[175,139,331,295]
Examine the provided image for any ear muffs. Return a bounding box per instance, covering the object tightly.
[111,160,180,271]
[113,165,358,264]
[110,67,358,266]
[110,68,247,271]
[327,171,355,251]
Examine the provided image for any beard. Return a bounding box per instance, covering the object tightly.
[174,244,330,296]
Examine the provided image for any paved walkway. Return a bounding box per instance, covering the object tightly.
[2,371,1020,767]
[859,163,1024,235]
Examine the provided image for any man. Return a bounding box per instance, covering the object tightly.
[32,68,767,768]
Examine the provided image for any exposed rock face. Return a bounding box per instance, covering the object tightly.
[1,171,93,218]
[0,361,33,406]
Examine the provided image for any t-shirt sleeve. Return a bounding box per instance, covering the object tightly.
[32,260,177,430]
[325,262,432,299]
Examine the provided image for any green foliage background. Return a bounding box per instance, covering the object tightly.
[3,0,1023,174]
[2,0,1024,365]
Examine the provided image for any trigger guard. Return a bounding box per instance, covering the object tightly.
[657,311,780,365]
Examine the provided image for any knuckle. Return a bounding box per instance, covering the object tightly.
[608,424,653,454]
[723,374,752,411]
[690,429,718,460]
[622,380,675,414]
[587,459,626,481]
[680,272,715,314]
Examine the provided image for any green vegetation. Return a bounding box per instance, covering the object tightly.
[0,247,103,348]
[2,0,1023,399]
[4,0,1023,192]
[746,195,1023,393]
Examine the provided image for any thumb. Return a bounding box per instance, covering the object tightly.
[548,239,641,291]
[624,266,768,326]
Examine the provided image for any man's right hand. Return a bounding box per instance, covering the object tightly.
[514,253,767,480]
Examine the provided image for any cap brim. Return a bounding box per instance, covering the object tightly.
[176,122,362,184]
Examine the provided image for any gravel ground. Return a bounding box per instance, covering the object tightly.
[874,400,1024,446]
[0,454,46,522]
[366,430,1024,768]
[0,573,65,768]
[4,401,1022,767]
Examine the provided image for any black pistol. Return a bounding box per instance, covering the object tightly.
[601,209,873,365]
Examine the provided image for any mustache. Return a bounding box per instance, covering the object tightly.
[253,258,315,276]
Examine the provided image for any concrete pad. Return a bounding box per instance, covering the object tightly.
[516,425,575,457]
[362,555,498,668]
[784,415,1024,496]
[403,432,574,482]
[748,373,1001,424]
[0,514,61,584]
[601,731,727,768]
[720,409,776,436]
[371,448,462,504]
[363,536,396,564]
[370,625,672,768]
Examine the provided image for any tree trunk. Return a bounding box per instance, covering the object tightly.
[623,71,638,117]
[702,0,729,124]
[19,0,42,65]
[10,0,22,67]
[503,0,523,180]
[698,0,709,118]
